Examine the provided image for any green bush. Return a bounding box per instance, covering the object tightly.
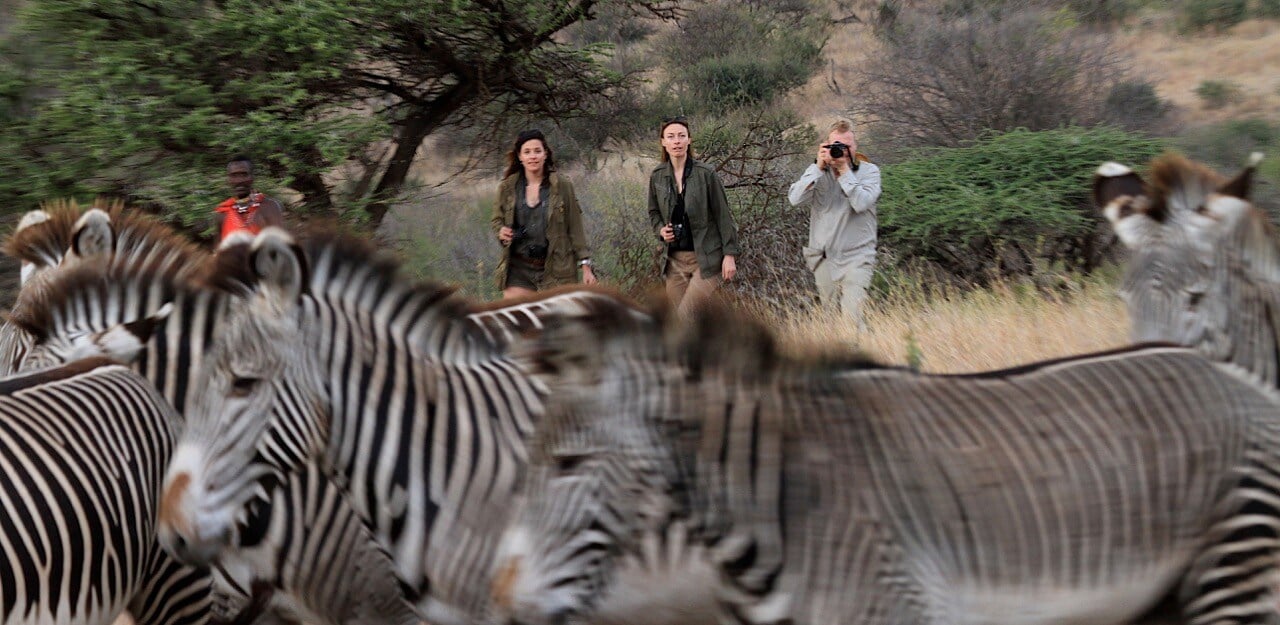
[1103,80,1171,131]
[1195,79,1243,109]
[658,2,825,114]
[682,43,821,111]
[877,127,1165,283]
[1180,0,1248,32]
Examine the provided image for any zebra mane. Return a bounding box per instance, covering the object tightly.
[2,198,107,265]
[2,198,207,273]
[1143,151,1228,224]
[103,204,210,271]
[10,244,215,342]
[677,299,885,379]
[536,294,884,384]
[210,224,486,343]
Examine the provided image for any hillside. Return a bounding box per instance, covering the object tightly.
[792,10,1280,134]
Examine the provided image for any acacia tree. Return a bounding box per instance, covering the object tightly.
[0,0,678,230]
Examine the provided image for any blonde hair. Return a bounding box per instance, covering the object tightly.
[828,118,854,135]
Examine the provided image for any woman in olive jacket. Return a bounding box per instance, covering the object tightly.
[492,129,595,299]
[648,117,740,315]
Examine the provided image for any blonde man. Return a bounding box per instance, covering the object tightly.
[788,119,881,326]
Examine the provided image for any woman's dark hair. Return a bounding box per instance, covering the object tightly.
[659,116,695,163]
[504,129,556,178]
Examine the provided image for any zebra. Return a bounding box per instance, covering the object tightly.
[15,224,647,625]
[489,298,1280,625]
[1094,151,1280,388]
[466,286,643,348]
[4,213,422,625]
[0,357,211,625]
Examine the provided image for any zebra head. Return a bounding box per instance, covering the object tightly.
[159,227,328,567]
[12,205,214,373]
[1096,152,1266,358]
[494,306,700,625]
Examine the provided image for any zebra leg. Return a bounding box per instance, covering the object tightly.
[1178,459,1280,625]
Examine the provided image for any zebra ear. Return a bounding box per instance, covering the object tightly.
[71,209,114,258]
[249,228,308,307]
[15,209,50,233]
[78,303,174,364]
[1094,162,1150,212]
[1218,152,1263,200]
[1095,162,1165,248]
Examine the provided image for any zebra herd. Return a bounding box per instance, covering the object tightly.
[0,150,1275,625]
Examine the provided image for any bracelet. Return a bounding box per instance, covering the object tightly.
[578,259,593,267]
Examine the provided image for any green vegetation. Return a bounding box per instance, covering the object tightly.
[877,127,1165,282]
[1180,0,1249,32]
[0,0,679,231]
[1195,79,1244,109]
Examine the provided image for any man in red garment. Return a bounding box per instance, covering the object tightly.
[215,155,285,243]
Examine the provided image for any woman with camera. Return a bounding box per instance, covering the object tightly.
[648,116,740,316]
[493,128,596,299]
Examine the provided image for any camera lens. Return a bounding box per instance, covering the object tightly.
[829,144,845,159]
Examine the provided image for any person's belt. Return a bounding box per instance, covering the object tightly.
[512,252,546,268]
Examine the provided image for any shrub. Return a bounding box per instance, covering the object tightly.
[1103,80,1171,132]
[1258,0,1280,18]
[1194,79,1243,109]
[876,127,1165,284]
[658,1,826,114]
[1180,0,1248,32]
[853,6,1131,149]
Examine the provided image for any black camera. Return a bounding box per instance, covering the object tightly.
[671,223,686,243]
[825,141,850,160]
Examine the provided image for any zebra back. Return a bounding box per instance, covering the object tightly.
[498,300,1280,625]
[0,359,209,625]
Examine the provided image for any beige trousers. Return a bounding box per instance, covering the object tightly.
[665,251,722,317]
[814,257,873,328]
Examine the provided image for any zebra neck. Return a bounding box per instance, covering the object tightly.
[140,290,235,416]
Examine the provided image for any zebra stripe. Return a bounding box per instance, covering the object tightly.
[496,305,1280,625]
[1097,152,1280,389]
[151,227,648,623]
[16,225,643,624]
[10,242,420,625]
[0,359,209,625]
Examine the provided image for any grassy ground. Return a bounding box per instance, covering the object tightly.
[768,271,1132,373]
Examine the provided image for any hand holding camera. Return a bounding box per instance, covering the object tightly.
[660,223,676,243]
[820,141,854,174]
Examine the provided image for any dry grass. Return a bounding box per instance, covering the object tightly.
[768,276,1132,373]
[790,8,1280,132]
[1119,17,1280,123]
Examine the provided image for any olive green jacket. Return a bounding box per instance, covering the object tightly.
[648,159,741,279]
[491,172,591,290]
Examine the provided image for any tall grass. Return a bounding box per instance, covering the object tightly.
[768,270,1132,373]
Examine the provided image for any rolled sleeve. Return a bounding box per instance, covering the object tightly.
[839,164,881,214]
[789,164,824,206]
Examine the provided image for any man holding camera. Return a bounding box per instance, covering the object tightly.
[788,118,882,327]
